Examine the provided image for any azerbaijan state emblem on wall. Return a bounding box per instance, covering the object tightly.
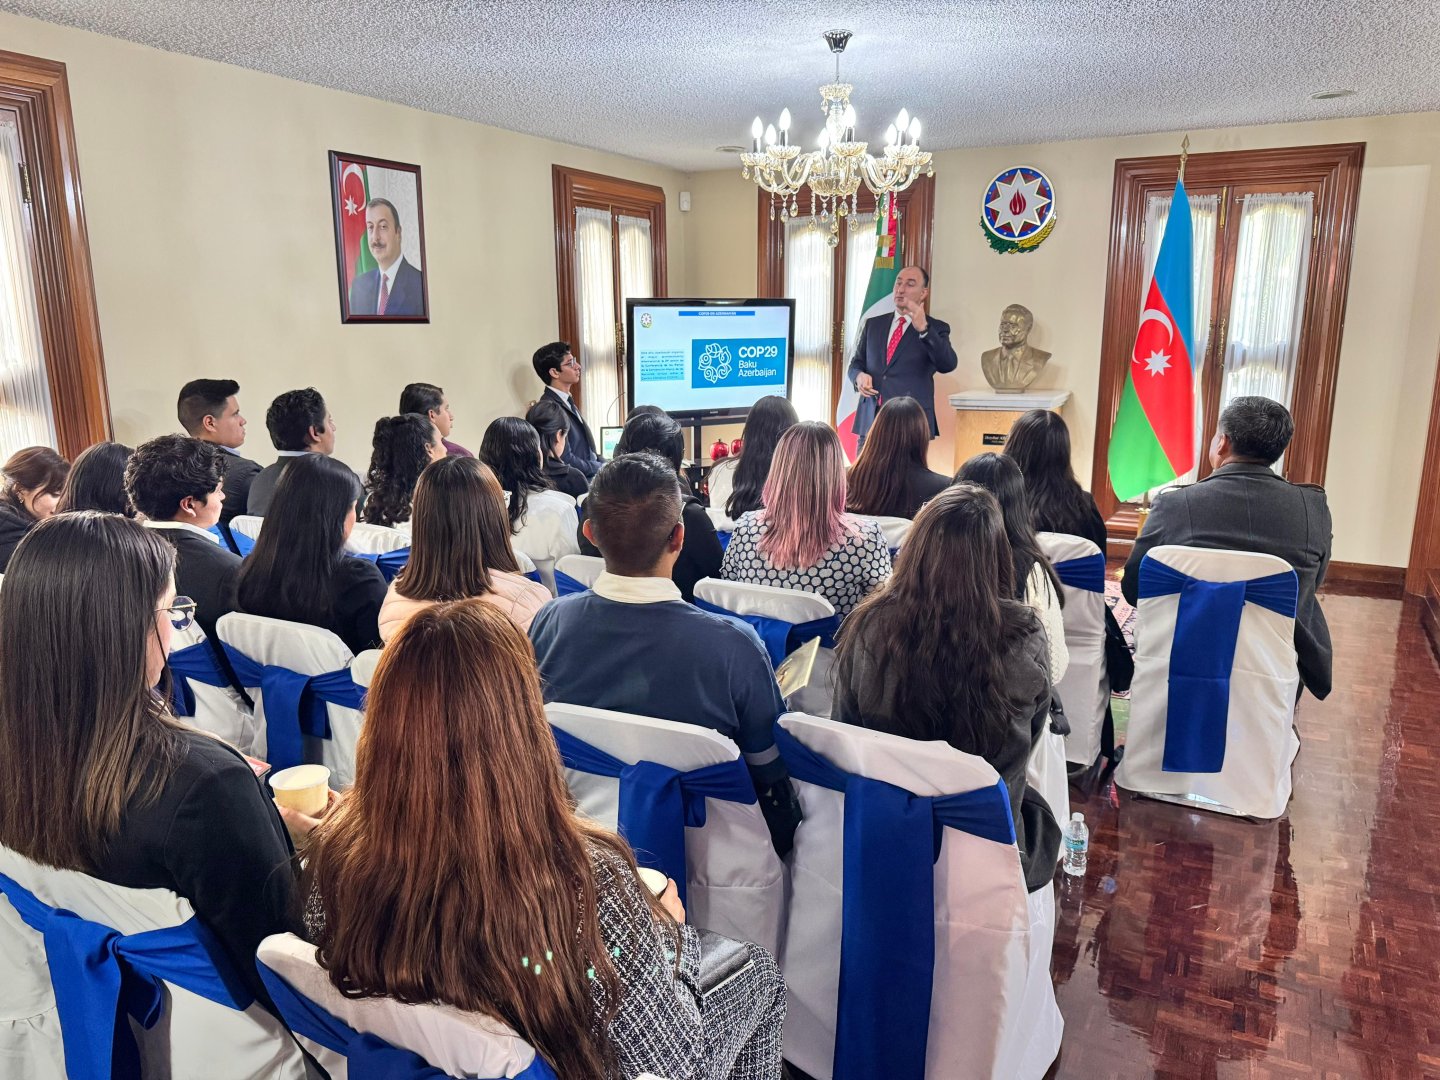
[980,166,1057,254]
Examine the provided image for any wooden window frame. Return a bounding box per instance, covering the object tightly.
[1091,143,1364,539]
[551,165,667,410]
[756,176,935,412]
[0,50,109,457]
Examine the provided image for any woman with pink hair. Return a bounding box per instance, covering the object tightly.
[720,422,891,617]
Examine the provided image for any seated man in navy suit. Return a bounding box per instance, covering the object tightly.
[847,265,958,450]
[348,198,425,317]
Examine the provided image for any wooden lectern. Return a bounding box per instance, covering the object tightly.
[949,390,1071,472]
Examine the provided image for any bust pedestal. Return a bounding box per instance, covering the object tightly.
[948,390,1071,472]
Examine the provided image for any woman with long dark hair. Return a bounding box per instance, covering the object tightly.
[833,485,1059,890]
[0,446,68,571]
[236,453,386,653]
[954,452,1068,680]
[577,409,723,601]
[525,397,588,499]
[478,416,579,583]
[380,457,550,638]
[721,422,890,617]
[0,512,296,1000]
[1003,409,1107,550]
[56,441,135,517]
[844,397,950,519]
[708,395,798,520]
[301,600,787,1079]
[362,413,445,528]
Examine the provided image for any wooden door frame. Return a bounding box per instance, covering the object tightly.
[1406,345,1440,596]
[0,50,109,457]
[1091,143,1365,538]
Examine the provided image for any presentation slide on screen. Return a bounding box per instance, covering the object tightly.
[631,304,790,414]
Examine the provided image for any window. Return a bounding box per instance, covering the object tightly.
[758,178,934,421]
[0,52,109,459]
[552,167,667,427]
[1093,144,1364,536]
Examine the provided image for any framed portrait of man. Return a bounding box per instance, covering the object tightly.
[329,151,430,323]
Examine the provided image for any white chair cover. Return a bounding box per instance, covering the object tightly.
[230,515,264,542]
[507,489,580,595]
[350,648,382,690]
[0,846,309,1080]
[344,523,410,556]
[775,714,1060,1079]
[575,491,588,507]
[1036,532,1110,766]
[554,553,605,589]
[692,578,837,717]
[851,513,912,552]
[513,549,538,576]
[705,505,736,534]
[257,934,550,1080]
[545,702,784,959]
[1025,729,1069,845]
[1115,545,1301,818]
[169,619,258,753]
[216,613,365,788]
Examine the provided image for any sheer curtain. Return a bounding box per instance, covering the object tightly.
[0,115,57,452]
[1142,192,1220,488]
[616,215,654,427]
[1220,193,1314,411]
[573,207,620,427]
[784,217,834,421]
[840,213,878,377]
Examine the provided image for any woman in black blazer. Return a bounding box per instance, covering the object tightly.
[0,446,68,572]
[845,397,951,520]
[237,453,386,654]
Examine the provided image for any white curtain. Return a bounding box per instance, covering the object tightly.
[616,215,654,427]
[1141,192,1220,488]
[574,207,620,426]
[1220,193,1314,413]
[841,213,878,376]
[0,115,57,453]
[783,217,834,422]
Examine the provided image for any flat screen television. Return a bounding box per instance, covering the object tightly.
[625,298,795,420]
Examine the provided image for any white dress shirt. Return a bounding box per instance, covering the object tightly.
[142,519,222,544]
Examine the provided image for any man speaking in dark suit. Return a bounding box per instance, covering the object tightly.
[847,265,958,448]
[533,341,604,478]
[1122,397,1333,699]
[348,198,425,316]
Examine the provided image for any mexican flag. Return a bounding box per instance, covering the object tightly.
[1108,178,1196,500]
[836,193,901,462]
[337,160,377,282]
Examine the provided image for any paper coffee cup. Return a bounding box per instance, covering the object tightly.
[270,764,331,816]
[636,867,668,897]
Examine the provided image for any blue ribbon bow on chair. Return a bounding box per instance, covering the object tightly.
[549,726,757,906]
[0,872,253,1080]
[165,640,234,717]
[220,645,365,773]
[1053,552,1106,593]
[349,549,411,582]
[691,599,840,668]
[553,570,588,596]
[773,724,1016,1080]
[257,962,558,1080]
[1138,558,1298,773]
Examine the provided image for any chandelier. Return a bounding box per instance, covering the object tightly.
[741,29,933,246]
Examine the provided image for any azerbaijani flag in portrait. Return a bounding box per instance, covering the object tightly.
[336,159,378,282]
[1108,178,1196,500]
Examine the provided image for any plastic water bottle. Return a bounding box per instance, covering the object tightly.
[1063,812,1089,877]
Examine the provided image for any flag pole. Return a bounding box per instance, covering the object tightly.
[1178,134,1191,183]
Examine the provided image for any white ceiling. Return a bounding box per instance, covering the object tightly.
[5,0,1439,171]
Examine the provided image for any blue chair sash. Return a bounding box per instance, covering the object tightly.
[549,726,757,906]
[1053,552,1106,593]
[525,569,543,586]
[716,530,732,552]
[220,644,365,773]
[691,597,840,668]
[349,548,411,582]
[257,962,558,1080]
[1138,558,1298,773]
[166,640,233,717]
[773,724,1016,1080]
[0,871,253,1080]
[553,570,588,596]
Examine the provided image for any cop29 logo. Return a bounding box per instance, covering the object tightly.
[697,343,733,384]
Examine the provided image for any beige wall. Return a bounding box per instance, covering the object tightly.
[688,113,1440,568]
[0,11,691,469]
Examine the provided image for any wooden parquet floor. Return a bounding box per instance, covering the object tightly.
[1047,593,1440,1079]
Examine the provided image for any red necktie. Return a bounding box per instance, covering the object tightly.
[377,274,390,316]
[885,317,907,365]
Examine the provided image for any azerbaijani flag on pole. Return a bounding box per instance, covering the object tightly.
[836,193,901,462]
[337,159,378,282]
[1108,179,1196,500]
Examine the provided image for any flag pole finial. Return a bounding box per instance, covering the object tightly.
[1178,134,1191,183]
